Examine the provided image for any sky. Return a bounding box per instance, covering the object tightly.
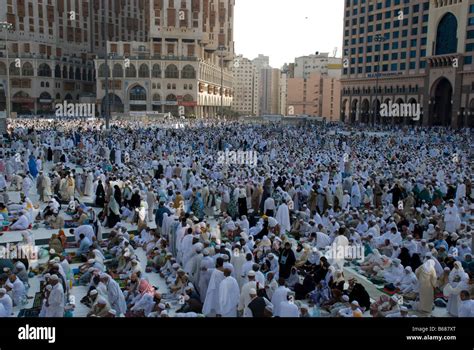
[234,0,344,68]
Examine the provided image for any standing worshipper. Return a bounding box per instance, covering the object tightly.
[415,260,437,314]
[27,155,38,179]
[84,171,94,197]
[37,171,46,202]
[279,242,296,280]
[202,257,226,317]
[276,200,291,234]
[43,275,65,318]
[218,268,240,317]
[95,180,106,207]
[444,200,460,233]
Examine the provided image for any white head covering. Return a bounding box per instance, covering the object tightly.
[422,259,435,273]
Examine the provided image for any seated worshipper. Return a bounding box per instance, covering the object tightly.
[286,267,301,289]
[126,273,155,309]
[176,286,203,314]
[169,269,189,296]
[0,203,9,220]
[99,273,127,316]
[46,213,65,230]
[0,287,13,317]
[395,267,419,298]
[42,199,60,220]
[130,291,162,317]
[308,280,332,307]
[49,234,64,255]
[13,261,29,285]
[5,274,27,306]
[374,295,401,317]
[295,244,311,268]
[338,300,364,318]
[458,290,474,317]
[327,294,351,316]
[360,249,390,278]
[87,296,111,318]
[461,254,474,276]
[383,259,405,287]
[79,259,105,286]
[77,234,93,261]
[347,278,371,311]
[9,210,30,231]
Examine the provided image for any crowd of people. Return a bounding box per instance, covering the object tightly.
[0,117,473,318]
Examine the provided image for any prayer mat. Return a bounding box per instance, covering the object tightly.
[380,287,400,296]
[369,277,385,285]
[32,292,43,309]
[17,308,40,318]
[66,253,83,264]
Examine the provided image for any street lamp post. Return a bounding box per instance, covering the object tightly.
[218,45,226,118]
[373,34,386,126]
[0,22,13,128]
[102,5,110,130]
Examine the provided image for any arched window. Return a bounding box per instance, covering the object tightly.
[55,65,61,78]
[63,66,68,79]
[69,67,74,79]
[9,62,20,76]
[138,64,149,78]
[113,64,123,78]
[125,64,136,78]
[129,85,146,101]
[22,62,34,76]
[39,92,52,101]
[75,68,81,80]
[152,93,161,101]
[165,64,179,79]
[38,63,52,77]
[98,64,109,78]
[152,64,161,78]
[166,94,177,102]
[0,62,6,75]
[436,13,458,55]
[181,65,196,79]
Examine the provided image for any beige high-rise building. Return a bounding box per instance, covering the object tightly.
[287,72,340,121]
[0,0,148,118]
[294,52,342,79]
[231,55,259,116]
[95,0,235,118]
[259,67,281,115]
[280,72,287,116]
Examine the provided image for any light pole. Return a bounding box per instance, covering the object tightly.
[0,22,13,126]
[373,34,386,126]
[102,5,110,130]
[218,45,226,118]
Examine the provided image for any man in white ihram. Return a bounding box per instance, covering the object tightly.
[100,273,127,316]
[218,269,240,317]
[44,275,65,318]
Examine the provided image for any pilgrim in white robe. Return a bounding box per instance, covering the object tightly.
[276,203,291,234]
[44,283,64,318]
[218,276,240,317]
[202,269,225,316]
[271,286,290,317]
